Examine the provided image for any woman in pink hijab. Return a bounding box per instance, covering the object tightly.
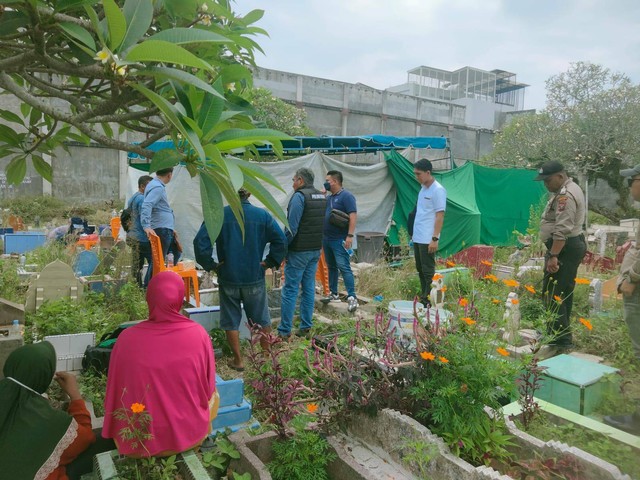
[103,271,216,456]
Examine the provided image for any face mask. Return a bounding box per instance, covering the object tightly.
[323,181,331,191]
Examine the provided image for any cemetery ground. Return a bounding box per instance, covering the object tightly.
[1,198,639,479]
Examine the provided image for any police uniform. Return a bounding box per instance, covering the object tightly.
[540,177,587,347]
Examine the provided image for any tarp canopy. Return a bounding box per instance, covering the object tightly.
[385,150,546,256]
[125,152,396,261]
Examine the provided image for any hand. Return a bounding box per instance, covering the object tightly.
[546,256,560,273]
[144,227,157,238]
[428,239,438,254]
[54,372,82,401]
[344,237,353,249]
[620,279,636,297]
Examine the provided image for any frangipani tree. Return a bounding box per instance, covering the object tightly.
[0,0,290,240]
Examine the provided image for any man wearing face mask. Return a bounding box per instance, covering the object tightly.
[321,170,359,312]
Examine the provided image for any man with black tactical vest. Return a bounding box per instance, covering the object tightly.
[278,168,327,339]
[535,160,587,352]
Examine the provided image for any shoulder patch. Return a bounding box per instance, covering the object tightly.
[557,195,568,212]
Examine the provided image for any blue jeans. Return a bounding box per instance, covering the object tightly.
[219,283,270,330]
[623,287,640,363]
[144,227,173,287]
[323,239,356,298]
[279,250,321,335]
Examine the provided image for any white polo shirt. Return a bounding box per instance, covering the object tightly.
[412,180,447,244]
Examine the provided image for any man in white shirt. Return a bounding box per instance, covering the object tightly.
[412,158,447,308]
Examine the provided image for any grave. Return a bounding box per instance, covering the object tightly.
[74,250,100,277]
[44,332,96,371]
[0,297,25,326]
[24,260,84,313]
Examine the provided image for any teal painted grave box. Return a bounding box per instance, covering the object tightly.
[536,354,619,415]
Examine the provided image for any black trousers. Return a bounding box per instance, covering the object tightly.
[542,234,587,346]
[414,242,436,305]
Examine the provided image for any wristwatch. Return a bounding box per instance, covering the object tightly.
[546,252,559,258]
[432,236,439,241]
[347,233,354,238]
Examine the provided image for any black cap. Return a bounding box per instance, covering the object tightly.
[534,161,565,181]
[620,165,640,177]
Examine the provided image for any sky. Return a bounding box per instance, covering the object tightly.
[235,0,640,111]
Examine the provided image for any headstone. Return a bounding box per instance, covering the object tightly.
[73,250,100,277]
[0,298,25,326]
[44,332,95,372]
[0,336,24,380]
[589,278,603,314]
[502,292,521,345]
[24,260,84,313]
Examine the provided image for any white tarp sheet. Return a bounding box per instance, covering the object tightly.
[125,152,396,261]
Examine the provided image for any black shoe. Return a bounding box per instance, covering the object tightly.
[295,328,311,339]
[603,413,640,435]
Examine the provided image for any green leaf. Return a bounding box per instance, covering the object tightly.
[220,64,252,85]
[125,40,213,71]
[206,167,245,239]
[133,67,225,100]
[213,128,292,152]
[199,86,225,139]
[240,9,265,25]
[150,27,229,45]
[199,172,224,245]
[120,0,153,52]
[102,0,127,51]
[84,5,105,46]
[0,109,24,125]
[130,83,206,162]
[149,148,184,173]
[101,122,113,138]
[227,156,283,191]
[171,80,193,119]
[59,21,96,50]
[161,0,199,19]
[5,155,26,185]
[19,103,30,119]
[31,155,53,182]
[0,124,23,146]
[56,0,99,12]
[0,11,29,36]
[242,173,288,227]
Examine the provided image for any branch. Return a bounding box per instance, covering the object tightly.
[91,107,160,123]
[0,52,39,71]
[22,73,88,110]
[0,72,155,158]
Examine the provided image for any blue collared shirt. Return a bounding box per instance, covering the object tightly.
[285,192,304,245]
[141,177,174,230]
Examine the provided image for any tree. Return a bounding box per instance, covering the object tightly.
[248,87,314,137]
[483,61,640,215]
[0,0,290,241]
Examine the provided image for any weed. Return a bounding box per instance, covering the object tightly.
[78,369,108,417]
[516,348,545,429]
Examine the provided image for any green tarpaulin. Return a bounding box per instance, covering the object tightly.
[385,150,546,257]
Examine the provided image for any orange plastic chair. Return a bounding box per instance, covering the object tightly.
[280,251,330,296]
[110,217,121,240]
[149,234,200,307]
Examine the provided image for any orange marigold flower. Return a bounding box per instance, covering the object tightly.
[131,403,145,414]
[458,298,469,307]
[553,295,562,303]
[446,260,456,267]
[438,356,449,364]
[433,273,443,281]
[496,347,510,357]
[483,274,498,282]
[441,286,448,292]
[503,279,519,288]
[525,284,536,294]
[511,298,520,305]
[575,278,590,285]
[420,351,435,361]
[306,403,319,414]
[461,317,476,325]
[480,260,493,266]
[579,318,593,331]
[491,298,501,305]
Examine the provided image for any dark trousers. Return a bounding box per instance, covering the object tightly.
[127,238,152,287]
[144,227,173,287]
[414,242,436,305]
[542,234,587,346]
[66,429,115,480]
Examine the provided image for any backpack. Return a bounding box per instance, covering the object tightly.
[120,207,132,232]
[81,325,129,374]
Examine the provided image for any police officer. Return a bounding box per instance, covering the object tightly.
[535,160,587,350]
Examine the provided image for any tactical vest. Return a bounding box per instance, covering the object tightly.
[289,186,326,251]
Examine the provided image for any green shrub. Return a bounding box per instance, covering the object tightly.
[0,258,27,303]
[269,428,336,480]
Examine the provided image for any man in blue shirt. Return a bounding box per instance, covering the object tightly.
[126,175,153,286]
[194,189,287,371]
[322,170,359,312]
[412,159,446,307]
[279,168,326,338]
[141,167,175,286]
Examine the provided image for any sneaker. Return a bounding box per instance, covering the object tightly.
[347,296,359,312]
[295,328,312,339]
[321,293,341,304]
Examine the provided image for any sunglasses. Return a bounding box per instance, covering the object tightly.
[627,178,640,187]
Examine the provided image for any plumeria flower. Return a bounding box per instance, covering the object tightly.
[579,318,593,331]
[420,351,435,361]
[200,14,212,26]
[200,2,208,11]
[94,47,111,64]
[115,65,127,76]
[496,347,509,357]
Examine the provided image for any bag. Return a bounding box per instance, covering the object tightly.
[120,207,132,232]
[329,209,350,229]
[81,325,129,374]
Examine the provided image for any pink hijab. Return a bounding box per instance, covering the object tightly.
[103,271,216,456]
